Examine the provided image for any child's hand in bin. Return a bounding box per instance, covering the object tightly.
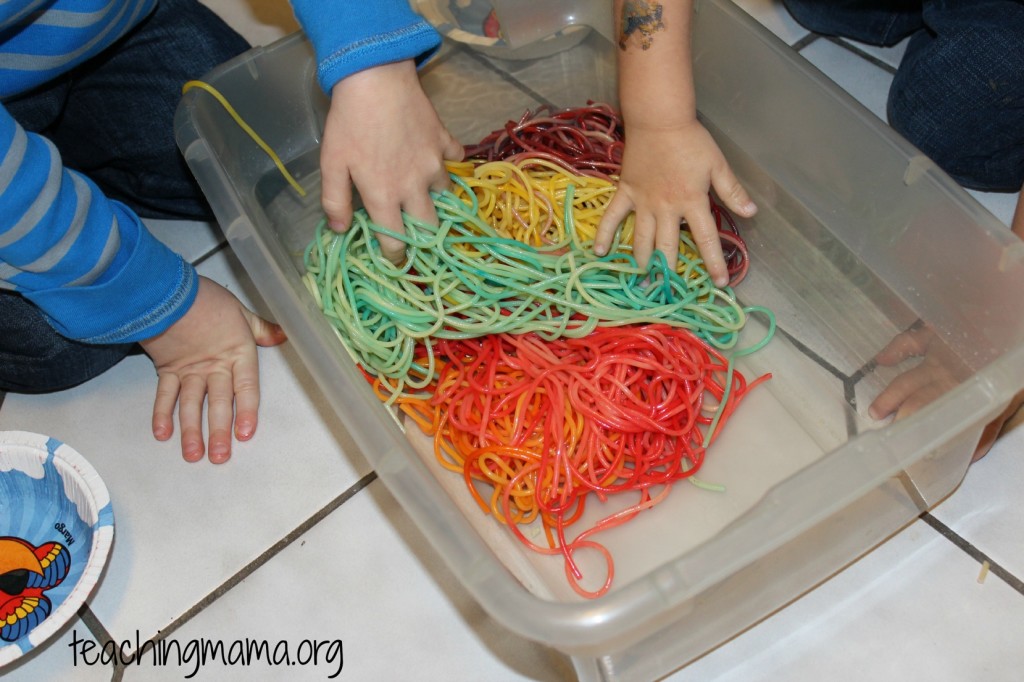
[869,324,1023,462]
[868,324,965,421]
[593,0,756,288]
[594,118,755,286]
[139,277,287,464]
[319,59,464,265]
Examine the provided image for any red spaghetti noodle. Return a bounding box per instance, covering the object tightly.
[376,324,769,598]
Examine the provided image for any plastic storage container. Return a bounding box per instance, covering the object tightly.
[175,2,1024,680]
[410,0,599,60]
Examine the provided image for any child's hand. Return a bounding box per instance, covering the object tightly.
[868,325,962,423]
[594,119,755,287]
[868,324,1023,462]
[320,59,464,264]
[139,276,287,464]
[600,0,755,287]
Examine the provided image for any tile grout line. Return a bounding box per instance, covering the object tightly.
[790,32,820,52]
[772,324,848,383]
[107,471,378,670]
[826,35,900,76]
[792,32,899,77]
[190,240,230,268]
[73,604,122,681]
[920,511,1024,596]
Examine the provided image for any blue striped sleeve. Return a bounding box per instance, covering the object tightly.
[0,106,198,344]
[288,0,441,93]
[0,0,157,99]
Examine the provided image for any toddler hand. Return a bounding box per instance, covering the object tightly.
[139,276,287,463]
[320,59,464,264]
[867,325,963,423]
[594,119,755,287]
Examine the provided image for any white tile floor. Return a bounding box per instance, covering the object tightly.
[3,1,1022,680]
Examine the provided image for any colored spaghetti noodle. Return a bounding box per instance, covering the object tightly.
[299,104,773,598]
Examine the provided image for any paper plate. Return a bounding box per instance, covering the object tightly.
[0,431,114,667]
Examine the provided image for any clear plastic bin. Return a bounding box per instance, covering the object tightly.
[174,2,1024,680]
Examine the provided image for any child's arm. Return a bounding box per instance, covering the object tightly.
[0,108,286,464]
[321,59,463,265]
[594,0,756,287]
[288,0,464,265]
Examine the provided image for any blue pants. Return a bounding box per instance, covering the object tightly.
[0,0,249,394]
[783,0,1024,193]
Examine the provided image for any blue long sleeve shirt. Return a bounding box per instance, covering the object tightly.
[289,0,441,94]
[0,0,440,344]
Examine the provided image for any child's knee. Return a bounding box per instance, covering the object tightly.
[782,0,923,45]
[887,37,1024,191]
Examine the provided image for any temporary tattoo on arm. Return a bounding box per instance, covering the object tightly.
[619,0,665,50]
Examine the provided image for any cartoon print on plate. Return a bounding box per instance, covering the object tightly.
[0,537,72,643]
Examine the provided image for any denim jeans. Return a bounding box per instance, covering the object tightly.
[0,0,249,394]
[783,0,1024,193]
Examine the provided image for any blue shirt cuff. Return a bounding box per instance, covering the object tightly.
[27,205,199,344]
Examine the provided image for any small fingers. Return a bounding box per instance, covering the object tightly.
[594,190,634,257]
[365,204,407,265]
[403,187,441,228]
[712,165,757,219]
[412,128,461,220]
[868,365,934,420]
[232,356,262,443]
[631,211,656,271]
[685,204,729,287]
[654,214,681,275]
[321,168,355,232]
[205,371,235,464]
[442,132,465,164]
[251,317,287,348]
[874,327,931,366]
[429,172,453,198]
[177,373,208,463]
[151,372,180,442]
[893,385,947,421]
